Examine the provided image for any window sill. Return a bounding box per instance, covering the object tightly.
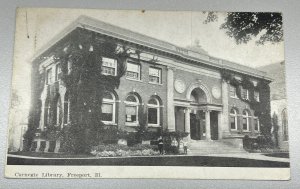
[125,122,139,127]
[125,77,143,83]
[230,96,239,99]
[102,122,117,126]
[148,124,161,127]
[148,82,163,86]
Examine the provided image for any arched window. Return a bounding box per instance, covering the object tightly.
[148,97,161,126]
[282,108,288,141]
[230,108,238,130]
[242,110,250,131]
[63,92,70,124]
[101,91,116,124]
[125,94,140,125]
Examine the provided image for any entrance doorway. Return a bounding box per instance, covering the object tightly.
[190,111,205,140]
[210,111,219,140]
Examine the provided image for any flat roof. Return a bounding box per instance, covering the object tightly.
[31,15,271,81]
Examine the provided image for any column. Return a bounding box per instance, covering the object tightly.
[184,108,191,140]
[221,80,230,137]
[205,110,211,140]
[167,66,176,131]
[218,112,222,139]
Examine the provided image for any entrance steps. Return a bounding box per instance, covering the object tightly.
[188,139,247,155]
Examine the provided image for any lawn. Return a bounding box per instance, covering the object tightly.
[7,152,290,168]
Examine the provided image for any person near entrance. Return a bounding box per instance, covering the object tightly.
[180,139,188,154]
[158,136,164,155]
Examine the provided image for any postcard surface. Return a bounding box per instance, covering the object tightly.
[5,8,289,180]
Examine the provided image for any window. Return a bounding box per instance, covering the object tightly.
[241,88,249,100]
[229,85,237,98]
[125,94,140,125]
[254,117,260,131]
[67,60,72,74]
[46,68,53,84]
[101,57,117,76]
[230,108,238,130]
[148,98,160,126]
[282,109,288,141]
[44,98,50,127]
[242,110,250,131]
[54,96,61,126]
[63,92,70,124]
[254,91,260,102]
[149,67,161,84]
[101,91,116,124]
[126,62,140,80]
[56,63,62,81]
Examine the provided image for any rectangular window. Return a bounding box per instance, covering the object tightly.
[148,108,158,124]
[101,103,113,122]
[56,63,62,81]
[241,88,249,100]
[254,91,260,102]
[149,67,161,84]
[126,62,140,80]
[46,68,53,84]
[254,119,259,131]
[229,85,237,98]
[230,117,236,130]
[125,106,137,122]
[101,57,117,76]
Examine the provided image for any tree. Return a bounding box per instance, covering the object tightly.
[272,112,279,148]
[203,12,283,44]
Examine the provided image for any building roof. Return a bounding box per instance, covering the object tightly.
[32,15,271,81]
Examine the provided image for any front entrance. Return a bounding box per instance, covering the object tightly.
[190,111,206,140]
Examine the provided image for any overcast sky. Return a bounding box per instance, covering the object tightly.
[12,8,284,110]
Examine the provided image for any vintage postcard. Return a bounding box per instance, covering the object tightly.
[5,8,290,180]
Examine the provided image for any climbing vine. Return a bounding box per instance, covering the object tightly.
[25,29,136,154]
[221,69,272,136]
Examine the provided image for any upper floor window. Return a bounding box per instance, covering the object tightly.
[56,63,62,81]
[126,62,140,80]
[125,94,140,125]
[229,85,238,98]
[101,57,117,76]
[254,91,260,102]
[148,97,161,126]
[241,88,249,100]
[149,67,162,84]
[46,68,53,84]
[242,110,250,131]
[101,91,116,124]
[230,108,238,130]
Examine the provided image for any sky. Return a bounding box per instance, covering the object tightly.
[12,8,285,110]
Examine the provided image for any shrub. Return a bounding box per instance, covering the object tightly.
[91,143,159,157]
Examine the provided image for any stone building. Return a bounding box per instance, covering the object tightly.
[28,16,272,153]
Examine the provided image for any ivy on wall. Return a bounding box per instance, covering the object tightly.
[221,69,272,136]
[24,30,136,154]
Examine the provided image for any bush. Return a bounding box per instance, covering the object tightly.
[91,143,159,157]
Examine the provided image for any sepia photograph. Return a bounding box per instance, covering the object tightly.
[5,8,290,179]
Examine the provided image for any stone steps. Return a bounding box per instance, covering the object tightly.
[188,140,247,155]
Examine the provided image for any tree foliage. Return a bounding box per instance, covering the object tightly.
[204,12,283,44]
